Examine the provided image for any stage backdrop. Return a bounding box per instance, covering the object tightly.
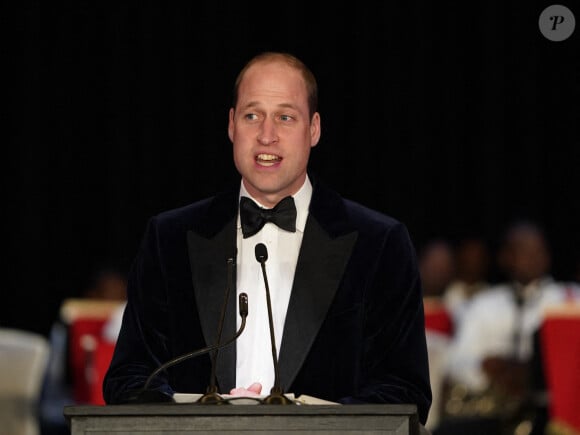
[4,1,579,336]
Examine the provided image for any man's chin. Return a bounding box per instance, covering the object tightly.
[243,180,294,203]
[242,172,306,200]
[243,177,284,194]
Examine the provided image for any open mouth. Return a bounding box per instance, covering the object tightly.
[255,153,282,167]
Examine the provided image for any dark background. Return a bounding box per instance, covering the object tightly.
[4,2,579,337]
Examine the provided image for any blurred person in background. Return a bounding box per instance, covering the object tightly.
[438,220,580,435]
[87,264,128,343]
[419,239,456,300]
[82,264,128,302]
[419,238,456,335]
[443,237,491,329]
[418,239,456,432]
[39,262,127,435]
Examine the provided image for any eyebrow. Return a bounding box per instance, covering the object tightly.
[240,101,300,111]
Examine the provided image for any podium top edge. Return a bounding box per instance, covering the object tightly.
[63,403,418,418]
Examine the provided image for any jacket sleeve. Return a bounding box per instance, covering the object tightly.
[339,222,432,425]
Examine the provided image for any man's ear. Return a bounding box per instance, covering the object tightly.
[310,112,321,147]
[228,108,235,143]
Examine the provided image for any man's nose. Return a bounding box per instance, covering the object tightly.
[257,118,278,145]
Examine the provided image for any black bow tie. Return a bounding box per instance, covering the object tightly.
[239,196,297,239]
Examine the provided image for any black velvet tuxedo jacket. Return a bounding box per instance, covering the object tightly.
[103,176,432,423]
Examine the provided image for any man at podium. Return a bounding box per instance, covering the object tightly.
[103,51,432,426]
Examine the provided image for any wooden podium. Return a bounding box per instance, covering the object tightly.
[64,403,421,434]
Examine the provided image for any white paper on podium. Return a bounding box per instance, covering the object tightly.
[172,393,338,405]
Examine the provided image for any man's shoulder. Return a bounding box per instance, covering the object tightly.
[155,196,214,222]
[150,185,239,234]
[341,197,401,230]
[311,178,404,236]
[144,198,213,236]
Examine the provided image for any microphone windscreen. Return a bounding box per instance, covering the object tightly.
[239,293,248,316]
[255,243,268,263]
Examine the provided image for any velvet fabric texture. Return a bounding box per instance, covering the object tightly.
[103,174,432,424]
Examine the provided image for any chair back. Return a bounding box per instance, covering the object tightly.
[0,328,50,435]
[60,298,124,404]
[541,304,580,434]
[423,297,453,336]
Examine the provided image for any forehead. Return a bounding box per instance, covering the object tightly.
[237,60,308,102]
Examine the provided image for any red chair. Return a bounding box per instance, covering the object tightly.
[87,338,117,405]
[68,317,110,404]
[540,304,580,434]
[60,298,124,404]
[423,297,453,336]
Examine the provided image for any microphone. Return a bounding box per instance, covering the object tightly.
[126,292,249,403]
[254,243,294,405]
[198,256,236,404]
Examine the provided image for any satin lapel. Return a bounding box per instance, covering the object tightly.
[278,215,358,391]
[187,218,237,393]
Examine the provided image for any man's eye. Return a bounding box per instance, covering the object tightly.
[280,115,293,122]
[244,113,258,121]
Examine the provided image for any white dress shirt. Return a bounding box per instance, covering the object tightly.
[235,176,312,392]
